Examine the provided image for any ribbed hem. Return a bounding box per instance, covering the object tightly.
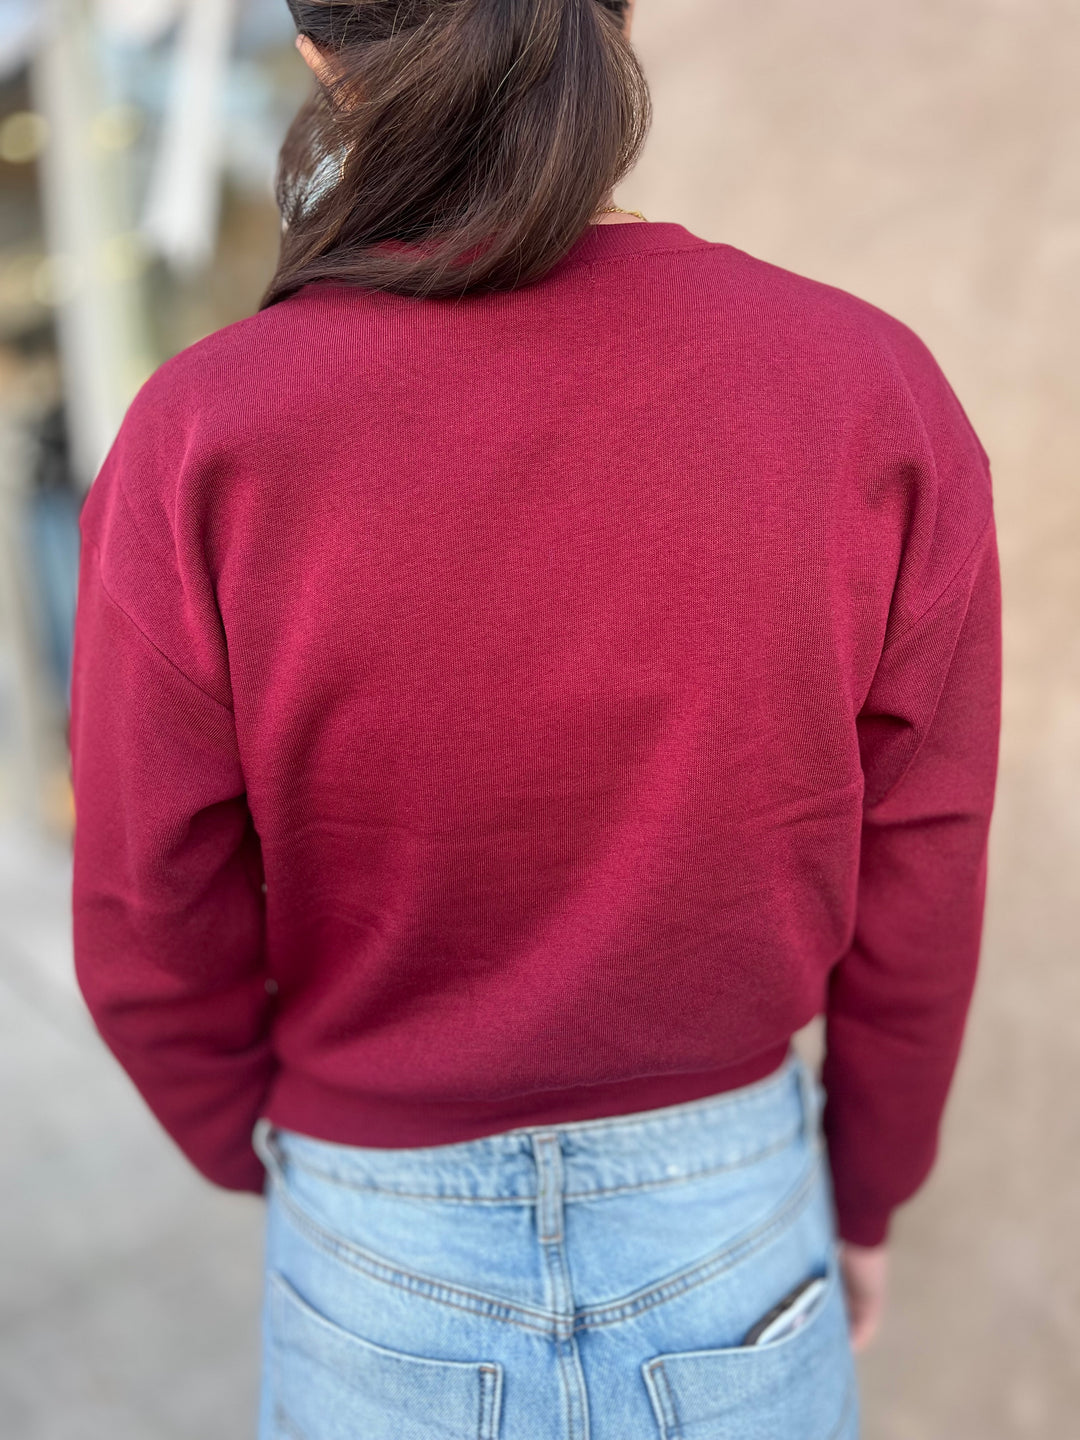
[261,1041,792,1151]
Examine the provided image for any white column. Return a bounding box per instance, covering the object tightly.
[141,0,237,276]
[30,0,156,492]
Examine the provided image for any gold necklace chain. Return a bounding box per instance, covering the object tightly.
[597,204,648,221]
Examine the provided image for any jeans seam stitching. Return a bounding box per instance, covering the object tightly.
[646,1360,682,1439]
[271,1122,803,1202]
[269,1175,560,1333]
[266,1139,821,1336]
[477,1364,500,1440]
[578,1146,820,1329]
[565,1127,804,1202]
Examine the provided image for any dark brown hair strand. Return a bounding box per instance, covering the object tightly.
[260,0,651,305]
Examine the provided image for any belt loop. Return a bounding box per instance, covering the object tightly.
[531,1133,565,1244]
[252,1116,286,1189]
[795,1050,823,1142]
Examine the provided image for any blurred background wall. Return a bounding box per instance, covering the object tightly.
[0,1,1076,1436]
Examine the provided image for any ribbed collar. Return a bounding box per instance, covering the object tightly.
[551,220,712,275]
[295,221,713,307]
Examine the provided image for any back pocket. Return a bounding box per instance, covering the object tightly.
[640,1257,856,1440]
[268,1271,503,1440]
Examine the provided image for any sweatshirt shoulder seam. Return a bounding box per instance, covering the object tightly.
[80,535,235,717]
[881,508,995,655]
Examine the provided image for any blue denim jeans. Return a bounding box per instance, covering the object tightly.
[252,1047,859,1439]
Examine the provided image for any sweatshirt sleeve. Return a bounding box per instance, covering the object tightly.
[821,324,1003,1248]
[69,373,274,1194]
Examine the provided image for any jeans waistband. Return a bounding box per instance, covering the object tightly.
[254,1047,822,1203]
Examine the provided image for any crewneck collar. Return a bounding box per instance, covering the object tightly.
[294,221,712,308]
[552,220,711,275]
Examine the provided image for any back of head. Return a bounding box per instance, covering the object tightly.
[262,0,651,305]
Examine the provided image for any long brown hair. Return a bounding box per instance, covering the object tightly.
[260,0,651,306]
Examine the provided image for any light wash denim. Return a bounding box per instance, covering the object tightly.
[252,1047,859,1439]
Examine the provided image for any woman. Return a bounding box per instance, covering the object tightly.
[69,1,1001,1436]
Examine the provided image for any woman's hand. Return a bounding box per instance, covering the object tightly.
[838,1240,889,1352]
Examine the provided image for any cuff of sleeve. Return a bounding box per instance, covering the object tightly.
[835,1205,892,1249]
[207,1148,270,1196]
[169,1122,270,1196]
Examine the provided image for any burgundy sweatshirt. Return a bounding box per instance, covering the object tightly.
[70,220,1001,1247]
